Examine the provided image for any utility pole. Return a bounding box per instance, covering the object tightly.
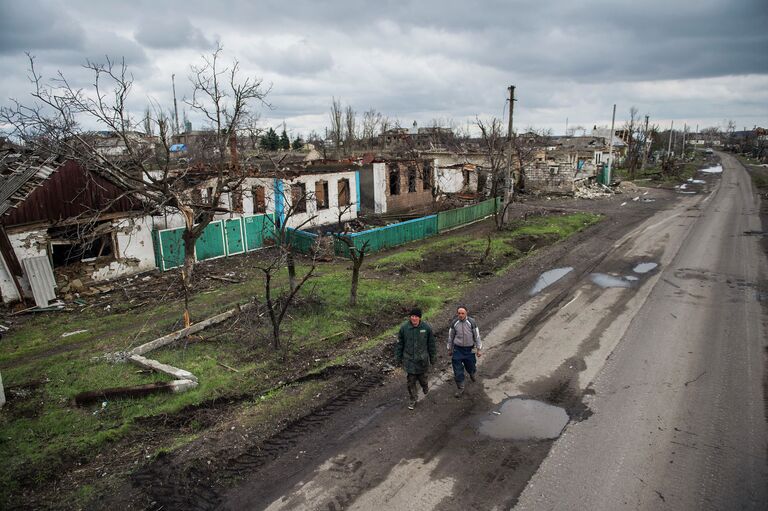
[504,85,516,224]
[640,114,650,172]
[172,74,180,138]
[606,104,616,184]
[565,117,569,137]
[681,124,687,158]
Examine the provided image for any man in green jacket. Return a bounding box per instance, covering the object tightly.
[396,307,436,410]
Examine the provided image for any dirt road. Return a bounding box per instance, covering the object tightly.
[213,156,766,510]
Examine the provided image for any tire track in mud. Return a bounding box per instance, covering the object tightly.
[130,368,383,511]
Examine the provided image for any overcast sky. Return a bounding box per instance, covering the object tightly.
[1,0,766,139]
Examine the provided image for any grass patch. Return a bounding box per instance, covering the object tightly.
[0,211,601,505]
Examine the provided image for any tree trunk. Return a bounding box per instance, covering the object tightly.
[350,262,360,306]
[286,250,297,292]
[181,237,196,328]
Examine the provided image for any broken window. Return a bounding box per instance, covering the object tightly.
[408,166,417,193]
[252,185,266,214]
[232,185,244,213]
[389,166,400,195]
[422,162,432,190]
[462,169,471,188]
[206,186,214,204]
[291,183,307,213]
[48,224,116,268]
[315,180,329,210]
[338,178,350,207]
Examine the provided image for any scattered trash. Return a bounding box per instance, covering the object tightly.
[620,202,627,206]
[699,165,723,174]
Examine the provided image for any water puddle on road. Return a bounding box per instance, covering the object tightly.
[478,398,569,440]
[633,262,658,274]
[590,273,632,288]
[624,275,639,281]
[529,267,573,295]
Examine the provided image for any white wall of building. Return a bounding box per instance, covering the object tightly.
[435,167,467,194]
[281,171,358,228]
[372,163,388,214]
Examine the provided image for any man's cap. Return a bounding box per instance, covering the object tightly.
[409,307,422,318]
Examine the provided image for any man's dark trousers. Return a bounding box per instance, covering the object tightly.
[451,345,476,386]
[407,373,428,400]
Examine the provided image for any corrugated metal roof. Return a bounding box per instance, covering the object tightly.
[21,255,57,308]
[0,161,57,217]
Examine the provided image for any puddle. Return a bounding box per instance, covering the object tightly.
[529,267,573,295]
[478,398,569,440]
[590,273,632,288]
[624,275,639,281]
[633,262,658,274]
[699,165,723,174]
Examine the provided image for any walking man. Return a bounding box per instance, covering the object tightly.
[447,305,482,397]
[396,307,436,410]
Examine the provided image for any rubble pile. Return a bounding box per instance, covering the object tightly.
[574,181,614,199]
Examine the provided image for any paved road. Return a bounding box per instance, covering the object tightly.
[515,152,767,510]
[221,153,766,510]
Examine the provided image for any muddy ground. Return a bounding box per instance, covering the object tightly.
[5,179,713,510]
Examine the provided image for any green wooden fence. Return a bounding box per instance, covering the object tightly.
[437,197,500,231]
[152,214,274,271]
[334,215,439,257]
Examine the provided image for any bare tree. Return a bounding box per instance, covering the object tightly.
[255,176,319,348]
[622,106,641,180]
[329,97,343,155]
[476,117,508,228]
[361,108,382,147]
[1,46,270,326]
[344,105,357,150]
[333,236,369,306]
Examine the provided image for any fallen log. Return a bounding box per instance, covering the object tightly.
[130,301,255,356]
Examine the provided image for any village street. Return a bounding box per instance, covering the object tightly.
[217,153,767,510]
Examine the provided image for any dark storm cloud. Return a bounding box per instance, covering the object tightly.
[134,17,215,50]
[0,1,85,54]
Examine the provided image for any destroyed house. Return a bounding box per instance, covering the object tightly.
[359,158,435,215]
[185,161,360,229]
[0,160,157,306]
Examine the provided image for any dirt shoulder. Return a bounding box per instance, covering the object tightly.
[67,185,683,511]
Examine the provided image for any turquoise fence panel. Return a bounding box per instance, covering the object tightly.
[156,227,185,270]
[244,214,274,251]
[335,215,438,257]
[437,197,498,231]
[285,228,318,254]
[225,218,245,255]
[195,220,226,261]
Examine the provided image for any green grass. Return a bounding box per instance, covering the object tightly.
[0,211,602,505]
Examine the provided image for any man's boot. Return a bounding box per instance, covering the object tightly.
[469,371,477,383]
[454,384,464,398]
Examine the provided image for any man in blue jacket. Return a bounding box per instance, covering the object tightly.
[447,305,482,397]
[396,307,436,410]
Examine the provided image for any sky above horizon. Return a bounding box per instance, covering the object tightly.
[1,0,766,139]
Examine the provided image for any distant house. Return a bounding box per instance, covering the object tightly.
[0,160,158,305]
[524,136,615,193]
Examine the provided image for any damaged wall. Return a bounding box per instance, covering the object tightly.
[379,160,435,215]
[0,215,161,303]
